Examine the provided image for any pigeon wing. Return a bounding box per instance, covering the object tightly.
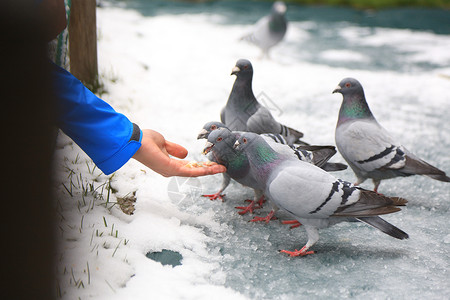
[267,162,346,219]
[337,120,406,174]
[241,16,271,48]
[246,105,281,134]
[220,106,226,124]
[332,190,407,217]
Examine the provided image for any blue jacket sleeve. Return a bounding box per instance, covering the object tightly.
[51,62,142,174]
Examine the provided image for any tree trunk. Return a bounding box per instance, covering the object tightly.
[69,0,98,91]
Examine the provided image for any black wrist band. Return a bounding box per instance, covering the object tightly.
[129,123,141,142]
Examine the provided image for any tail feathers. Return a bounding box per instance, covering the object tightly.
[426,174,450,182]
[357,216,409,240]
[403,155,450,182]
[295,140,310,146]
[307,147,336,168]
[285,125,304,140]
[322,162,348,172]
[294,145,347,171]
[358,190,408,207]
[333,205,401,217]
[296,145,336,152]
[240,32,254,43]
[389,197,408,206]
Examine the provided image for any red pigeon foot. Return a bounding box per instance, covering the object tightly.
[236,199,261,215]
[256,195,266,207]
[281,220,302,229]
[202,192,225,202]
[280,246,315,257]
[249,210,277,223]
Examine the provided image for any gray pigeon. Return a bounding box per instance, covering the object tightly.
[221,59,304,145]
[241,1,288,58]
[333,77,450,192]
[203,127,265,215]
[200,123,346,220]
[233,132,409,256]
[198,122,248,202]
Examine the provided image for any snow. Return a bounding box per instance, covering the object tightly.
[319,49,370,63]
[54,2,450,299]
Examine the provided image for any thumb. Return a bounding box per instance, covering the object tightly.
[165,140,188,159]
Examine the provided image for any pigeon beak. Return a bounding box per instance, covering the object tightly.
[332,85,342,94]
[197,129,208,140]
[233,140,240,149]
[231,66,240,76]
[203,141,214,155]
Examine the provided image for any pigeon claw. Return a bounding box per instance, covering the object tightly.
[280,246,315,257]
[256,195,266,207]
[249,210,277,223]
[281,220,302,229]
[202,192,225,202]
[235,200,261,215]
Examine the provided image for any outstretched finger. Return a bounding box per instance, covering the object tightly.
[165,140,188,159]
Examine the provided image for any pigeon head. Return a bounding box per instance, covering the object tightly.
[231,59,253,78]
[203,127,235,155]
[333,78,374,122]
[197,121,228,139]
[233,132,260,151]
[234,132,283,173]
[332,77,365,97]
[272,1,287,15]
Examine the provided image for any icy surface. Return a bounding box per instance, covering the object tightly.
[54,1,450,299]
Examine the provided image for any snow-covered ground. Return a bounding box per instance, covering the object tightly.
[53,2,450,299]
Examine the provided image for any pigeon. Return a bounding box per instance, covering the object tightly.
[201,124,347,221]
[333,77,450,192]
[233,132,409,256]
[240,1,288,58]
[198,122,239,202]
[221,59,304,145]
[203,127,265,215]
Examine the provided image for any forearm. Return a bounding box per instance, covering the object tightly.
[52,62,141,174]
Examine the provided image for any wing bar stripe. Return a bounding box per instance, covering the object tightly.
[357,145,395,164]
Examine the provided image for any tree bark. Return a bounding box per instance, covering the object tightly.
[69,0,98,90]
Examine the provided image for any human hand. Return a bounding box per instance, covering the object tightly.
[132,129,226,177]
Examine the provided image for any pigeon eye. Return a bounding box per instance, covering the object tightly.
[211,125,217,130]
[217,137,223,142]
[345,82,351,88]
[244,65,249,69]
[243,138,248,143]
